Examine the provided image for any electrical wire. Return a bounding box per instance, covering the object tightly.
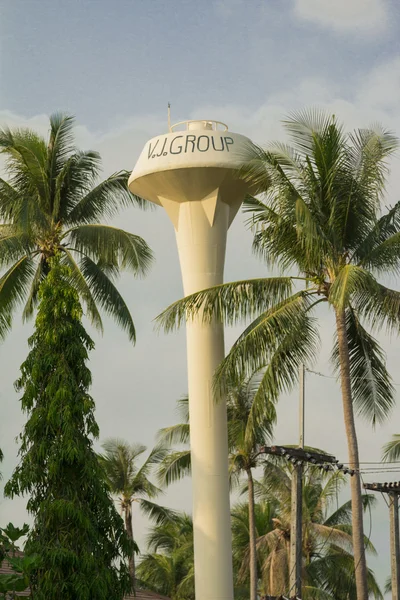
[306,368,400,386]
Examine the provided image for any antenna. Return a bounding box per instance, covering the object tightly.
[168,103,171,132]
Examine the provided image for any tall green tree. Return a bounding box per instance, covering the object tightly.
[98,439,168,590]
[158,374,276,600]
[157,112,400,599]
[4,257,132,600]
[0,113,153,341]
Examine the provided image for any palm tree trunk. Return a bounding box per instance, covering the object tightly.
[335,308,368,600]
[124,500,135,591]
[246,468,258,600]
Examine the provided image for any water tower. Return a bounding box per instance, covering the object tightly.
[128,119,253,600]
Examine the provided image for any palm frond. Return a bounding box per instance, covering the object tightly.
[352,282,400,335]
[0,227,31,268]
[157,450,191,487]
[0,256,36,333]
[324,495,376,534]
[283,109,345,157]
[61,249,103,332]
[53,150,102,220]
[66,224,153,276]
[382,435,400,462]
[156,277,295,332]
[0,127,50,210]
[347,126,398,200]
[135,444,169,485]
[354,200,400,273]
[311,523,353,553]
[329,265,378,311]
[157,423,190,446]
[66,171,152,225]
[331,307,395,425]
[213,292,320,399]
[47,113,76,201]
[242,304,320,442]
[139,500,177,526]
[79,255,136,342]
[22,256,47,321]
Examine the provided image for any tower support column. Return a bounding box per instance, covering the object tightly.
[173,196,234,600]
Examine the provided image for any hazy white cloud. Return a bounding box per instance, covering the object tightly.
[293,0,389,34]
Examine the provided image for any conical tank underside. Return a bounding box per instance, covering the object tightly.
[128,123,253,211]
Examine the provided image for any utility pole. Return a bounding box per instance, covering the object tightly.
[259,445,340,600]
[363,482,400,600]
[289,364,305,599]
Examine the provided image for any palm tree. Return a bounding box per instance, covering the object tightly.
[0,113,153,341]
[98,439,168,589]
[136,512,194,600]
[157,111,400,599]
[231,499,280,597]
[158,374,276,600]
[232,463,382,599]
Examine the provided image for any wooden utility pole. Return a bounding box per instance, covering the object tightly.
[363,482,400,600]
[289,364,305,599]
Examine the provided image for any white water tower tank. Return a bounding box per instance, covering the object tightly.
[128,120,253,600]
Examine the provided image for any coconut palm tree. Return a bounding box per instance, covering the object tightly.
[231,499,280,597]
[0,113,153,341]
[98,439,168,589]
[157,111,400,599]
[158,374,276,600]
[136,512,194,600]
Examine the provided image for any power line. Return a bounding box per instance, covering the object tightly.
[306,368,400,387]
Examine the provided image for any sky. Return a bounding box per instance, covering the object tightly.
[1,0,400,595]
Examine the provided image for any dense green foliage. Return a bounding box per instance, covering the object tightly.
[4,258,132,600]
[0,113,153,342]
[234,462,382,599]
[156,393,383,599]
[0,523,40,599]
[137,467,383,600]
[137,512,194,600]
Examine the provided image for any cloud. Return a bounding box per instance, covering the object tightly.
[293,0,389,35]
